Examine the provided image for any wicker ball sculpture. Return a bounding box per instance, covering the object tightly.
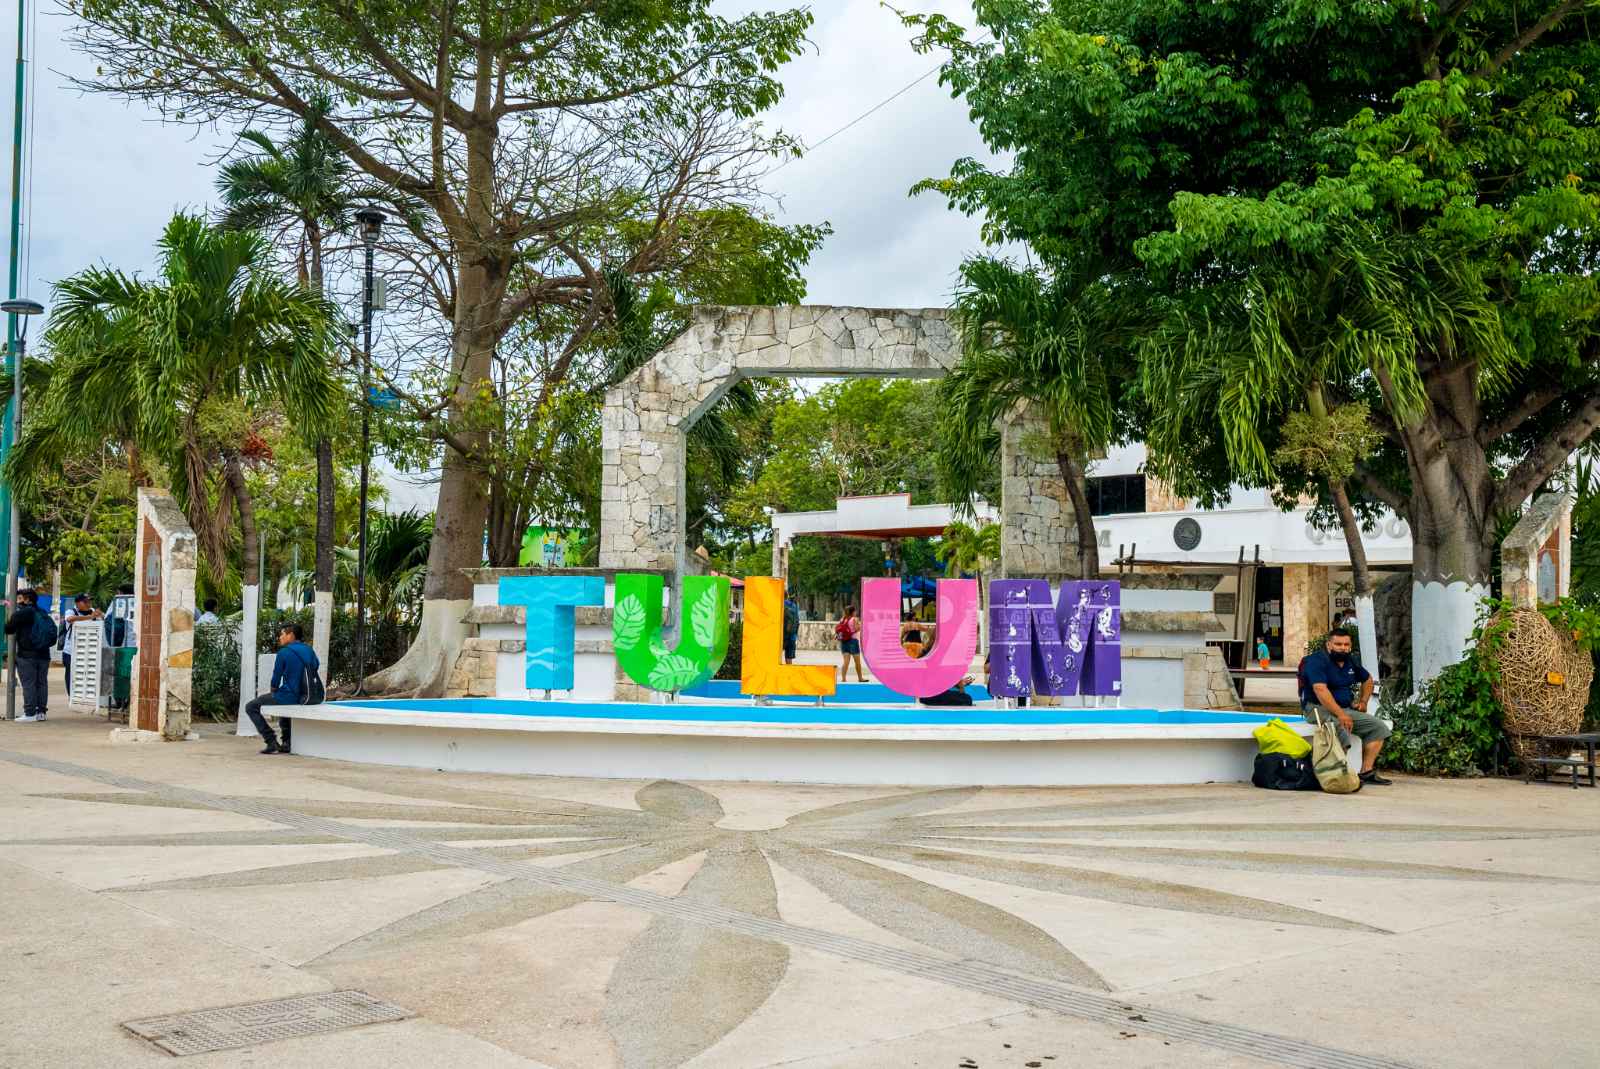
[1489,608,1593,758]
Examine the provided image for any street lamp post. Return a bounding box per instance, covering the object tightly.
[353,208,384,694]
[2,296,43,721]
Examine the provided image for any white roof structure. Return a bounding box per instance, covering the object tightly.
[770,494,999,550]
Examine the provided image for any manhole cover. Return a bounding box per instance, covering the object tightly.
[123,990,409,1056]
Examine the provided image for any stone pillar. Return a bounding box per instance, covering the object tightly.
[999,401,1081,581]
[1502,493,1574,609]
[1282,564,1330,662]
[1144,473,1188,512]
[127,489,197,741]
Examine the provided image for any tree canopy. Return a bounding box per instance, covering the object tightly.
[914,0,1600,678]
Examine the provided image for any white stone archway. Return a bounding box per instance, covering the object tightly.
[599,305,1080,583]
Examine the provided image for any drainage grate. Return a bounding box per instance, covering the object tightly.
[123,990,409,1056]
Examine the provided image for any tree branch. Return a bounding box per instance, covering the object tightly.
[1478,385,1566,445]
[1497,389,1600,511]
[1476,0,1586,77]
[1351,463,1408,514]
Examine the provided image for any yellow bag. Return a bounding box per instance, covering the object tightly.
[1253,718,1311,758]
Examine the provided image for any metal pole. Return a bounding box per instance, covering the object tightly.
[3,0,26,719]
[4,332,19,720]
[352,240,373,694]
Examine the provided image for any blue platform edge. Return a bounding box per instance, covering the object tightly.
[330,697,1280,727]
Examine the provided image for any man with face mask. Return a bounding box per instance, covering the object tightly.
[1302,627,1390,785]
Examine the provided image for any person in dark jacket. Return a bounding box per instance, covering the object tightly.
[244,621,320,754]
[3,589,53,721]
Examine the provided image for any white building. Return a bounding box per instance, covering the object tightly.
[1087,444,1411,662]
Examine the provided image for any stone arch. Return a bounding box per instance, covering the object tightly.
[599,304,1080,582]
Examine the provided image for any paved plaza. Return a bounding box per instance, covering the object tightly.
[2,701,1596,1068]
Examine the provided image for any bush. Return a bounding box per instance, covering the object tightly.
[715,620,743,680]
[1378,602,1514,776]
[191,609,412,719]
[192,623,241,721]
[256,607,408,688]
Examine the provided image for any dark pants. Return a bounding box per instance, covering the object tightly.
[920,687,974,707]
[244,695,291,749]
[18,656,49,717]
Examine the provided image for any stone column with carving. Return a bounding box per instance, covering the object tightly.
[127,488,198,742]
[1502,493,1574,609]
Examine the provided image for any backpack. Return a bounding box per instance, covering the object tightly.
[300,664,326,705]
[27,611,58,653]
[1295,654,1310,705]
[784,601,800,634]
[1308,712,1362,794]
[834,617,855,640]
[1251,752,1320,791]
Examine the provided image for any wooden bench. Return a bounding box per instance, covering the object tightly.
[1228,667,1301,704]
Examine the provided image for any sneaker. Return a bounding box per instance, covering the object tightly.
[259,742,281,755]
[1359,770,1393,786]
[14,714,39,723]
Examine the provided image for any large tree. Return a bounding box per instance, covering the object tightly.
[70,0,811,693]
[914,0,1600,684]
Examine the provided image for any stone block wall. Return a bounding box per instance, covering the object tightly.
[600,305,1075,589]
[999,403,1080,581]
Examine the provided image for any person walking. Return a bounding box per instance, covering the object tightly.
[243,621,320,754]
[4,590,58,721]
[61,594,104,692]
[836,604,866,682]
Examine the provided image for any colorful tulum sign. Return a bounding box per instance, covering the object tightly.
[496,574,1120,700]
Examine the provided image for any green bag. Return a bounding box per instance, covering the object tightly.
[1253,718,1312,758]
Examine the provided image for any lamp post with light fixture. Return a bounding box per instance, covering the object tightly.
[353,208,384,693]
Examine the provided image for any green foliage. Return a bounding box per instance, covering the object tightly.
[192,622,241,721]
[15,213,344,578]
[1379,600,1516,776]
[726,379,972,531]
[935,522,1001,577]
[915,0,1600,604]
[714,620,744,681]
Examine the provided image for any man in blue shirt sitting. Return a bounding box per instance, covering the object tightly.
[244,621,320,755]
[1302,627,1391,785]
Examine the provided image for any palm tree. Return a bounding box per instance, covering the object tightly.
[940,257,1151,579]
[936,520,1002,648]
[215,91,361,670]
[12,212,343,721]
[1142,224,1514,679]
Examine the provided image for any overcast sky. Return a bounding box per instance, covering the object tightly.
[7,1,1006,510]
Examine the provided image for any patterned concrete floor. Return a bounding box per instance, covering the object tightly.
[2,710,1597,1069]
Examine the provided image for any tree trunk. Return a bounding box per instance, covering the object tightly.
[312,436,335,672]
[1329,478,1379,686]
[223,454,263,732]
[363,246,504,695]
[1055,449,1101,579]
[1390,365,1497,689]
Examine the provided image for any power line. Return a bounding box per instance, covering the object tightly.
[768,32,989,177]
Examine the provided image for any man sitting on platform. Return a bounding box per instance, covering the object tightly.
[1301,627,1391,786]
